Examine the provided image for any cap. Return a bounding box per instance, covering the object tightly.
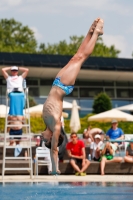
[94,134,101,139]
[111,119,118,123]
[11,66,18,71]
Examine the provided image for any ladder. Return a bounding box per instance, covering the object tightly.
[2,87,33,180]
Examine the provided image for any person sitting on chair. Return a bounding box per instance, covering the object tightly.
[99,142,123,175]
[2,66,29,116]
[8,115,24,146]
[41,18,104,175]
[7,115,27,157]
[106,119,124,148]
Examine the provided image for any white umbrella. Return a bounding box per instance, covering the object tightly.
[25,104,43,114]
[25,104,69,118]
[63,100,80,109]
[70,100,81,132]
[88,109,133,122]
[116,104,133,111]
[0,104,9,118]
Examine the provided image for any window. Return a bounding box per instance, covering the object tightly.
[26,79,38,86]
[76,80,103,86]
[68,88,78,97]
[40,79,53,86]
[29,87,39,96]
[103,81,114,86]
[116,81,129,87]
[80,88,103,97]
[105,89,115,98]
[40,86,51,96]
[117,89,129,98]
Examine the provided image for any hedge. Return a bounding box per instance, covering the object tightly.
[0,114,133,135]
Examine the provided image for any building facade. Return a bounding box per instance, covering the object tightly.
[0,53,133,116]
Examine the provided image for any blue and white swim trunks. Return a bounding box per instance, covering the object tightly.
[52,77,74,95]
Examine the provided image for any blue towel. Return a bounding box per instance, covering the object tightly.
[8,92,25,116]
[14,145,22,157]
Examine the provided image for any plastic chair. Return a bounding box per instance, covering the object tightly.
[35,147,51,177]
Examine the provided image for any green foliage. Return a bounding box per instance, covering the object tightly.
[38,36,84,55]
[0,18,121,57]
[64,114,133,135]
[30,117,46,133]
[0,118,5,133]
[92,37,120,57]
[28,96,37,107]
[0,115,133,135]
[93,92,112,114]
[38,36,120,58]
[0,18,37,53]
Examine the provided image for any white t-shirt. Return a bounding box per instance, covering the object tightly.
[90,141,103,158]
[6,75,23,89]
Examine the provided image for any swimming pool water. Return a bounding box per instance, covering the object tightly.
[0,182,133,200]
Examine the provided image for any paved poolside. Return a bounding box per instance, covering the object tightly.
[0,175,132,182]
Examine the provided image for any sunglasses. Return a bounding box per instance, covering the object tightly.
[11,70,18,72]
[71,135,77,139]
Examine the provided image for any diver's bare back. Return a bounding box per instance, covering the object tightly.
[43,86,65,131]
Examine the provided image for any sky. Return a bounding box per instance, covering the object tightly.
[0,0,133,58]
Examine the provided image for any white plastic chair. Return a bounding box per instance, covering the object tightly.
[124,134,133,153]
[35,147,51,177]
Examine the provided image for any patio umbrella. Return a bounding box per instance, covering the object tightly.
[63,100,80,110]
[88,109,133,122]
[116,104,133,111]
[25,104,69,118]
[0,105,9,118]
[70,100,81,132]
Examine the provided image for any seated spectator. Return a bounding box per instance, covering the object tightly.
[8,115,24,146]
[82,129,92,147]
[8,115,28,157]
[124,139,133,163]
[106,119,124,147]
[2,66,29,116]
[85,126,105,142]
[100,142,123,175]
[66,132,90,176]
[90,134,103,161]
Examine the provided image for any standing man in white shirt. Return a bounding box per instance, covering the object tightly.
[2,66,29,116]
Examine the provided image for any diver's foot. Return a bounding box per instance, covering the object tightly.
[50,170,61,175]
[56,170,61,175]
[94,18,104,36]
[89,18,100,34]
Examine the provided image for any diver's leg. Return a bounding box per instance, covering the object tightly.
[56,19,104,85]
[50,123,61,174]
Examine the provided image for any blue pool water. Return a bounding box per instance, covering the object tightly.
[0,182,133,200]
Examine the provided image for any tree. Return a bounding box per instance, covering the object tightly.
[28,96,37,107]
[0,18,122,57]
[39,36,120,58]
[92,92,112,114]
[0,18,37,53]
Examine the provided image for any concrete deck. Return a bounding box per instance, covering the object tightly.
[0,175,133,183]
